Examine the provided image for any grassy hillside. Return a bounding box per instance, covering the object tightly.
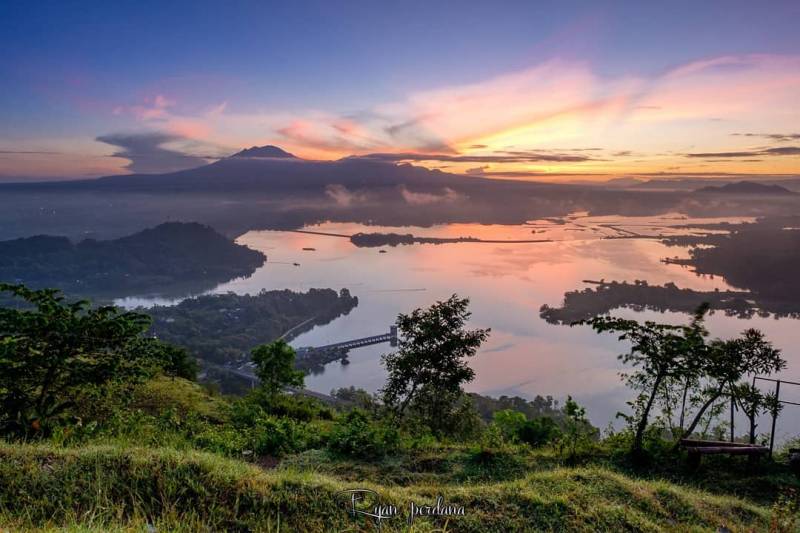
[2,289,798,532]
[0,442,775,532]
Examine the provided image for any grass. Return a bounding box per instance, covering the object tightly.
[0,441,776,532]
[0,378,794,531]
[129,376,229,423]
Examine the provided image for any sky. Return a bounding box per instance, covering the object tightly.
[1,0,799,181]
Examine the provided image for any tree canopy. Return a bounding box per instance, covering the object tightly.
[381,294,489,435]
[251,340,305,397]
[583,304,785,458]
[0,283,164,435]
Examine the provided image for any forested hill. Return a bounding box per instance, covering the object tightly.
[0,222,265,296]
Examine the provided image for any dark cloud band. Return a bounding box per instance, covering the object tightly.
[357,151,600,164]
[96,132,210,174]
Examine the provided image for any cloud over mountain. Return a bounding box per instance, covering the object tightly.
[96,132,212,174]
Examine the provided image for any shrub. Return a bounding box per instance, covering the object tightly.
[517,416,561,447]
[464,425,525,481]
[193,425,253,457]
[327,410,399,460]
[193,415,317,458]
[263,393,334,421]
[229,396,267,427]
[493,409,526,441]
[252,416,317,456]
[331,386,380,413]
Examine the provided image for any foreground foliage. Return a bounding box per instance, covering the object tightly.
[0,283,181,436]
[2,286,799,531]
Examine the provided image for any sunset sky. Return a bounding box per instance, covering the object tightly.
[1,1,799,181]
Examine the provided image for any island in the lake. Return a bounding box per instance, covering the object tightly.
[543,216,800,324]
[0,222,265,298]
[539,280,767,324]
[350,231,551,247]
[662,216,800,301]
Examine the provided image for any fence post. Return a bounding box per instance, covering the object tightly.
[730,395,735,442]
[769,380,781,459]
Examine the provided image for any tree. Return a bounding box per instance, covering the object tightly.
[731,381,780,445]
[561,396,591,459]
[251,339,305,396]
[583,304,709,458]
[380,295,489,435]
[0,283,154,435]
[143,340,198,380]
[678,329,784,442]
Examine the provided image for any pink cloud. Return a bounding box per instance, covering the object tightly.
[91,53,800,176]
[129,94,175,121]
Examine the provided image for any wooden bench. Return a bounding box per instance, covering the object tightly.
[680,439,769,468]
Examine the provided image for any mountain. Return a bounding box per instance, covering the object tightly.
[63,146,469,192]
[695,180,795,195]
[230,145,296,158]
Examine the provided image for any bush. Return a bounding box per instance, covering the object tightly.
[331,386,380,413]
[263,393,334,421]
[193,415,317,458]
[252,416,317,456]
[229,396,266,427]
[231,391,334,425]
[464,425,525,481]
[327,410,399,460]
[558,396,593,460]
[517,416,561,447]
[193,425,252,457]
[492,409,526,441]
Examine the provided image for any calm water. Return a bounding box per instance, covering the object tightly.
[121,214,800,440]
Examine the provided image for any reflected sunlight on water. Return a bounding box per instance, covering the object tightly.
[120,214,800,438]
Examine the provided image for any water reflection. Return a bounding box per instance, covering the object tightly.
[121,214,800,440]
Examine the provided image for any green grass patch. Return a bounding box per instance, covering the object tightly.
[0,442,773,532]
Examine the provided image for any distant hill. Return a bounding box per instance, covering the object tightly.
[0,222,265,297]
[630,178,736,191]
[695,180,795,195]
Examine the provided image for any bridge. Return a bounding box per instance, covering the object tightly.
[296,326,397,355]
[201,326,399,399]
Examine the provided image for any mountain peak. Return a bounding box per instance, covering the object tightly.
[230,145,297,159]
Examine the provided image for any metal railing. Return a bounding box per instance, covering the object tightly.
[753,376,800,458]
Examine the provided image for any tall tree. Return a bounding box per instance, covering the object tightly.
[0,283,154,435]
[251,339,305,396]
[381,294,489,435]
